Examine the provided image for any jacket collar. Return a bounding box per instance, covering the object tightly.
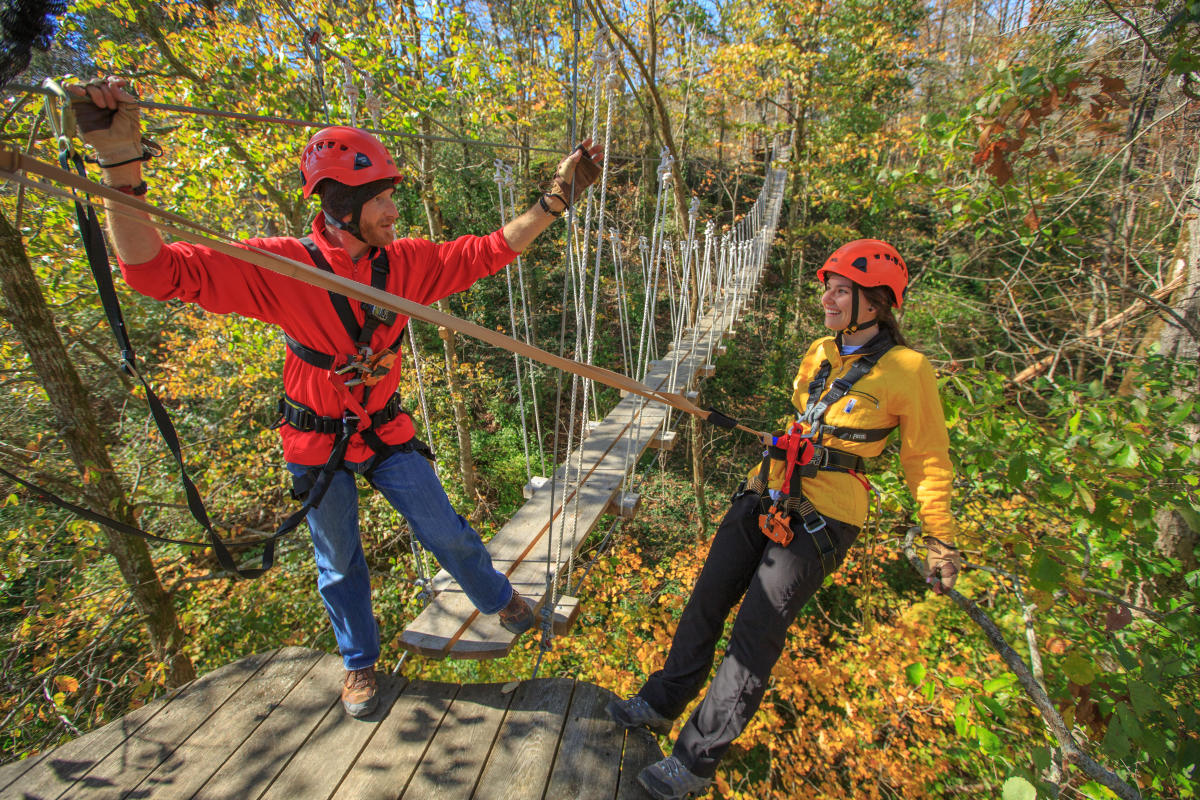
[310,213,369,276]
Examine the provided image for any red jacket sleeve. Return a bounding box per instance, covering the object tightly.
[117,238,299,327]
[390,229,518,304]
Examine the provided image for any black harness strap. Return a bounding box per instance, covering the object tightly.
[275,239,412,519]
[278,392,405,435]
[287,238,405,363]
[58,150,264,578]
[756,333,897,578]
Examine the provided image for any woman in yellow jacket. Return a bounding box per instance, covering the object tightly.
[609,240,963,800]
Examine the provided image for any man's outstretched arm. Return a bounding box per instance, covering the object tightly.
[501,139,604,253]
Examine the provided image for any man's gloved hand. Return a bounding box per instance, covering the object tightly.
[66,77,146,166]
[548,138,604,208]
[925,536,962,594]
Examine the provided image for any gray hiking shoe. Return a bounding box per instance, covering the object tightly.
[638,756,712,800]
[606,694,673,735]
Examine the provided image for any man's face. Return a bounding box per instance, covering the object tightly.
[354,187,399,248]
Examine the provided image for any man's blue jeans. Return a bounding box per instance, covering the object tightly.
[287,448,513,670]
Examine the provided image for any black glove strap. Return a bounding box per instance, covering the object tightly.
[538,193,564,217]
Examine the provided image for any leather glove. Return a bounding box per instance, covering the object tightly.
[548,139,603,208]
[68,79,146,166]
[925,536,962,594]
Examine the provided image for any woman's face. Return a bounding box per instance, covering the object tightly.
[821,274,876,331]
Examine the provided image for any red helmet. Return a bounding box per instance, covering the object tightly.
[299,126,401,197]
[816,239,909,309]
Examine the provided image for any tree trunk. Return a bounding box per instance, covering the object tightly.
[0,208,194,686]
[1151,146,1200,584]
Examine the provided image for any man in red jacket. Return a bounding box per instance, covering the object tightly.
[70,77,602,717]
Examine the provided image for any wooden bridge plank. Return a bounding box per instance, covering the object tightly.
[400,471,627,659]
[400,307,729,660]
[257,671,407,800]
[544,681,628,800]
[10,650,273,800]
[472,678,575,800]
[335,679,457,800]
[400,682,512,800]
[127,647,321,800]
[190,654,344,800]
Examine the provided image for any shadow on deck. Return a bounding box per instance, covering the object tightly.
[0,647,663,800]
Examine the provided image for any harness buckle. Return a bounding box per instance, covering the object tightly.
[803,514,827,534]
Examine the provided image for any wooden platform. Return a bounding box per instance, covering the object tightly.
[0,647,663,800]
[399,284,755,660]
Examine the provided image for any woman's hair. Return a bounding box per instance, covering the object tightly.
[860,285,908,347]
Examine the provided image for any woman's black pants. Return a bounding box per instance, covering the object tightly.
[638,491,860,778]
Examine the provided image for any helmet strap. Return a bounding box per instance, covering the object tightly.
[843,285,878,335]
[323,209,364,242]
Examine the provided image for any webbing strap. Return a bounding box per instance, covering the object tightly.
[801,332,895,427]
[794,497,839,579]
[297,237,392,349]
[285,239,406,369]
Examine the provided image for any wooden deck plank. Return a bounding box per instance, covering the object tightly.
[5,649,674,800]
[400,682,512,800]
[6,651,272,800]
[190,654,344,800]
[544,681,628,800]
[257,672,407,800]
[0,687,184,800]
[63,650,277,800]
[334,679,457,800]
[472,678,575,800]
[0,752,49,796]
[127,647,322,800]
[616,727,664,799]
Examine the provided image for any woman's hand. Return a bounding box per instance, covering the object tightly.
[924,536,962,594]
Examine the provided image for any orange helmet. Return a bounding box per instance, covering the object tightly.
[300,126,401,197]
[816,239,908,309]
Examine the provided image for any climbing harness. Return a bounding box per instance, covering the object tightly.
[751,332,897,578]
[282,238,406,389]
[274,235,426,535]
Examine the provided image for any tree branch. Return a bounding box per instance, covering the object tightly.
[903,529,1143,800]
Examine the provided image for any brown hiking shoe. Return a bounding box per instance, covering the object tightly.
[341,665,379,718]
[498,588,535,634]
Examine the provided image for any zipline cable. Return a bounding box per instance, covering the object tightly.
[4,82,650,163]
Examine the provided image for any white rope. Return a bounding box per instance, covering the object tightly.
[494,160,536,485]
[405,328,436,605]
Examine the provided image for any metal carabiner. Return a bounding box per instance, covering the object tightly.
[39,78,77,161]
